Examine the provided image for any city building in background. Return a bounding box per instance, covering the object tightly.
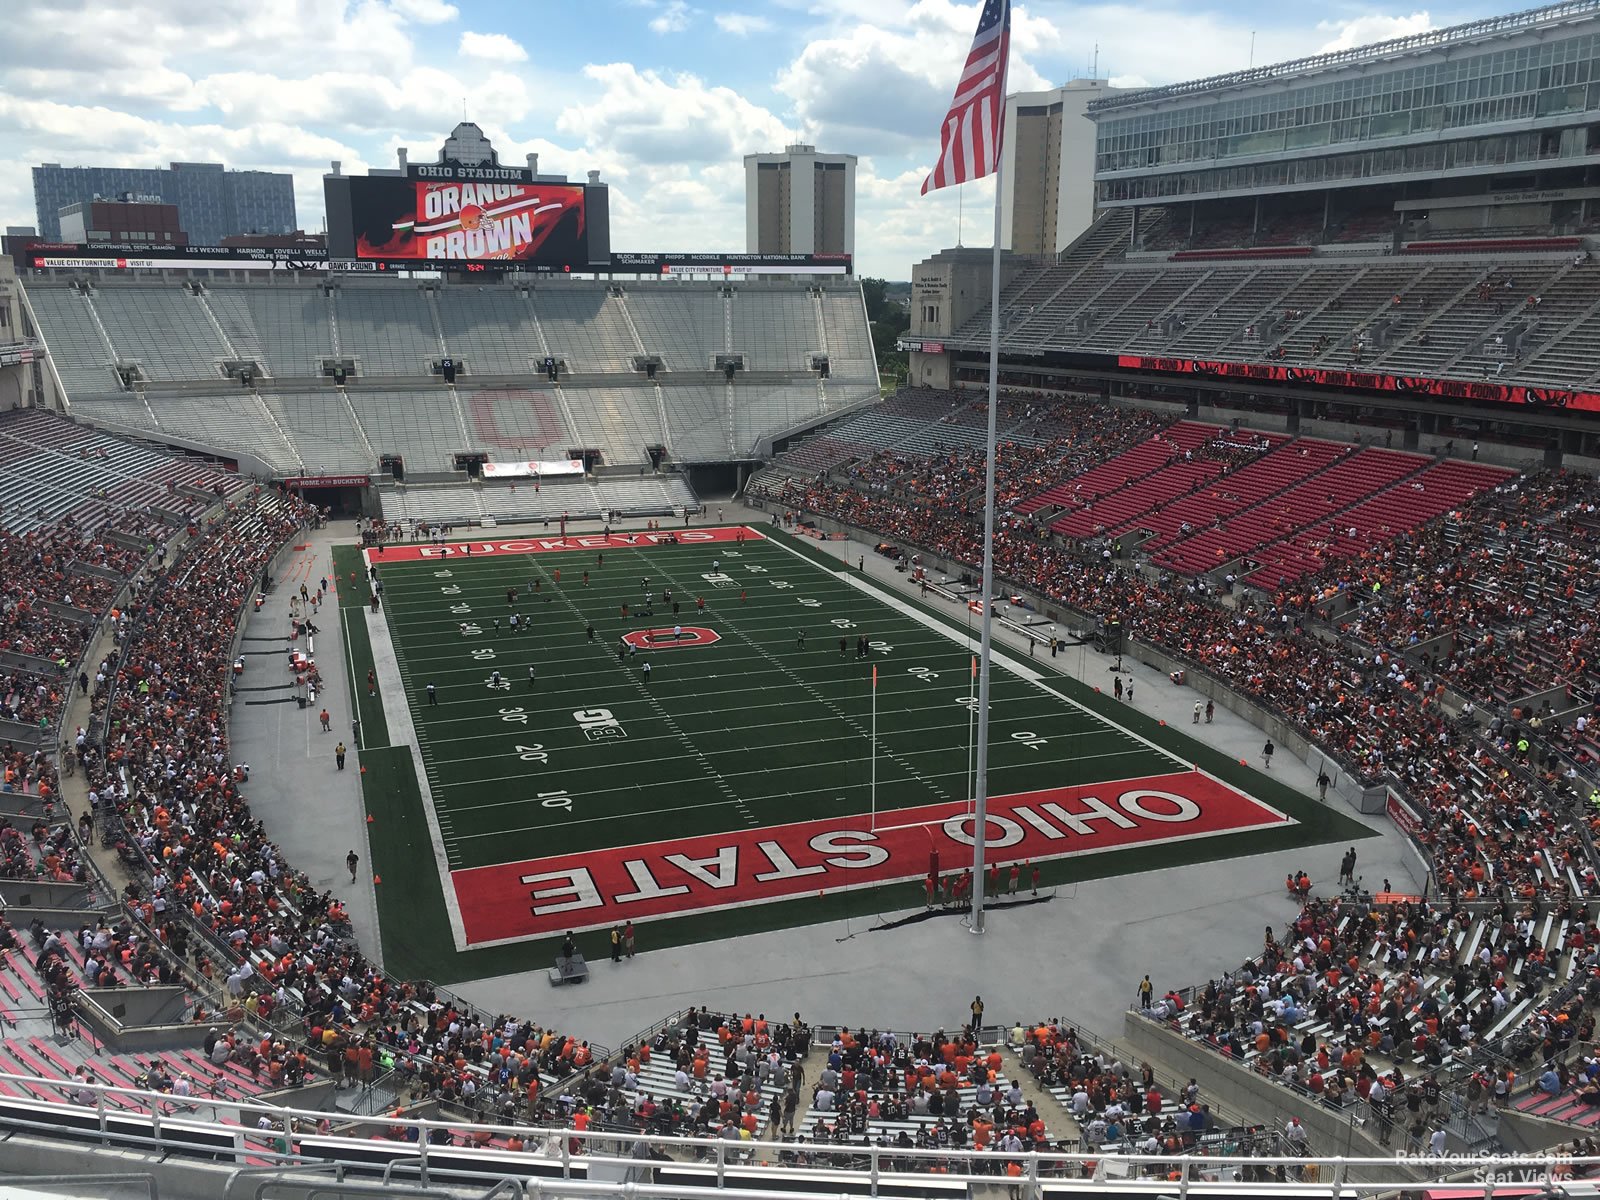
[999,79,1120,257]
[744,145,857,257]
[32,161,295,245]
[58,195,187,246]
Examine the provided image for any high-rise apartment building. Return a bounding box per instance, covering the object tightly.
[32,161,296,245]
[744,145,856,257]
[999,79,1119,257]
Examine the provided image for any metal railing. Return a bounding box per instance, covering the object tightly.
[0,1066,1591,1193]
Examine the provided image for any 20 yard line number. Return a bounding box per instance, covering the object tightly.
[429,567,572,816]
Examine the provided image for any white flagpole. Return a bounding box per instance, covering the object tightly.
[970,164,1004,936]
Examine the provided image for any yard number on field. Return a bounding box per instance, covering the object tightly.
[574,708,627,741]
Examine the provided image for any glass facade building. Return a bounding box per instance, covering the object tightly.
[32,162,296,245]
[1090,3,1600,204]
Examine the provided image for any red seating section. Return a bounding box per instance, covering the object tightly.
[1151,447,1426,576]
[1019,422,1218,519]
[1242,459,1513,589]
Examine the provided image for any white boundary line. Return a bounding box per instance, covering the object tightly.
[766,532,1295,827]
[376,528,1297,953]
[361,547,471,952]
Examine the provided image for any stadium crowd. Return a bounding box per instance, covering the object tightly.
[10,385,1600,1161]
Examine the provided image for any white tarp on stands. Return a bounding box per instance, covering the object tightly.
[481,460,585,479]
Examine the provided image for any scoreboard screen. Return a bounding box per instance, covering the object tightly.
[334,176,592,268]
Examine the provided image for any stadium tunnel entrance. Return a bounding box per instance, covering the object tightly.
[283,476,369,516]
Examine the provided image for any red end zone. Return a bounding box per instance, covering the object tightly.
[449,771,1289,947]
[370,527,763,562]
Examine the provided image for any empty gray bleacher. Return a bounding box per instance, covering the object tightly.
[346,390,464,474]
[819,287,877,384]
[203,286,267,364]
[531,289,639,372]
[625,289,726,372]
[262,394,371,474]
[380,474,696,527]
[599,474,697,515]
[661,384,730,461]
[732,384,825,454]
[437,289,542,375]
[561,386,662,464]
[25,276,881,478]
[480,480,596,522]
[334,287,439,377]
[140,394,302,474]
[233,289,334,378]
[460,386,574,459]
[24,287,120,398]
[732,289,817,371]
[380,484,484,526]
[64,397,160,434]
[90,286,229,383]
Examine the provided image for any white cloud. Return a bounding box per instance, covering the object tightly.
[649,0,692,34]
[458,31,528,61]
[389,0,458,22]
[1316,12,1434,53]
[714,12,774,36]
[557,63,793,166]
[775,0,1055,157]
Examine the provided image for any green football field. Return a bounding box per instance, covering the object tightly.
[333,528,1369,982]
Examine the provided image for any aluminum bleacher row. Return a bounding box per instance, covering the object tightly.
[378,475,699,527]
[21,278,880,472]
[954,207,1600,390]
[0,408,250,536]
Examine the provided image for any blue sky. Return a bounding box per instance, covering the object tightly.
[0,0,1510,277]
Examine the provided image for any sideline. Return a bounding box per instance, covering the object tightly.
[764,529,1294,827]
[358,550,472,954]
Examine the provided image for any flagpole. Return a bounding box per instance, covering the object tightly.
[970,164,1004,937]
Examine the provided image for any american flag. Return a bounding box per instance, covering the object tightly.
[921,0,1011,195]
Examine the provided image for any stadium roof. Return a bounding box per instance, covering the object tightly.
[1086,0,1600,113]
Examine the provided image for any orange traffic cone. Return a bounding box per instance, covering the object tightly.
[373,874,382,885]
[366,813,375,823]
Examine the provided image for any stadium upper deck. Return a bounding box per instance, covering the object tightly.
[904,3,1600,453]
[11,273,879,476]
[1090,1,1600,211]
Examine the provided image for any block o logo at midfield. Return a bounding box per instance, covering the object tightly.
[621,626,721,650]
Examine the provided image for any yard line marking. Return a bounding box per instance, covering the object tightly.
[446,796,746,839]
[425,743,1154,807]
[635,548,952,805]
[765,531,1191,773]
[524,553,759,828]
